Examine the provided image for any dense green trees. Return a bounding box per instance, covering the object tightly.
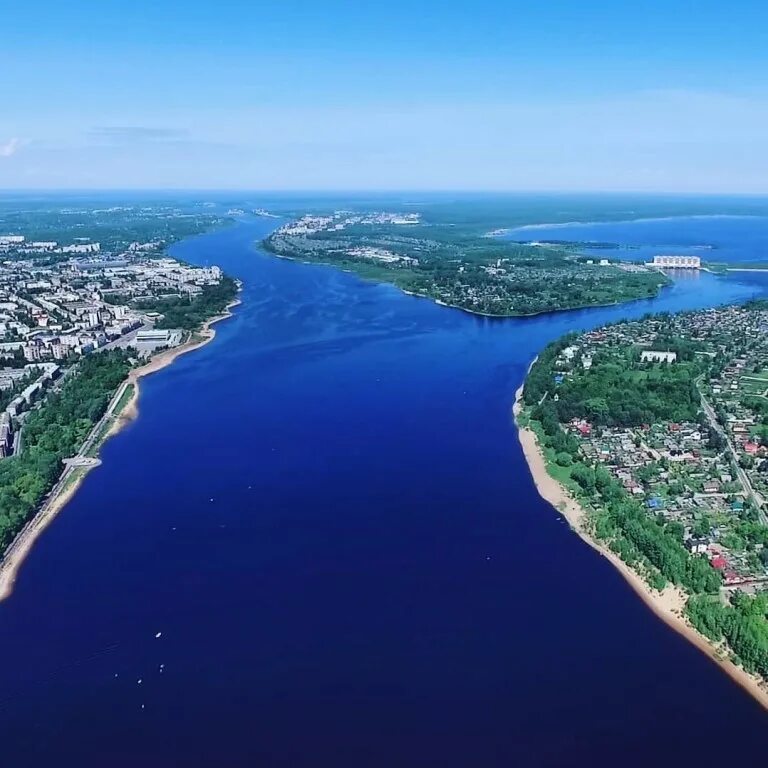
[0,351,131,552]
[687,593,768,678]
[1,206,225,255]
[0,369,38,412]
[524,323,703,428]
[523,335,577,406]
[133,277,238,331]
[553,359,701,427]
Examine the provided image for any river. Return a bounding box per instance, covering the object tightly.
[1,217,768,767]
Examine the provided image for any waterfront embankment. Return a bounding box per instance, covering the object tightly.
[513,380,768,712]
[0,296,241,603]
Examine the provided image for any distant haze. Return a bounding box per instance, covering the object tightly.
[3,1,768,192]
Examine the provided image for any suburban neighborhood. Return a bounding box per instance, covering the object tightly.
[540,305,768,589]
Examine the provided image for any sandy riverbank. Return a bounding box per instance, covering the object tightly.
[0,296,241,603]
[513,381,768,712]
[109,296,242,430]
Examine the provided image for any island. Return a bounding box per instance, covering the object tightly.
[263,210,669,316]
[0,203,238,599]
[517,302,768,707]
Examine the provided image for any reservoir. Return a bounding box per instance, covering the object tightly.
[1,216,768,767]
[504,214,768,265]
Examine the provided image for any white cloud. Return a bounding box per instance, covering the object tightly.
[0,138,23,158]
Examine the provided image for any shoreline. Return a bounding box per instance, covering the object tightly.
[512,378,768,713]
[0,295,241,604]
[265,245,669,320]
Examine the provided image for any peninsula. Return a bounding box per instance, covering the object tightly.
[517,303,768,708]
[263,210,669,316]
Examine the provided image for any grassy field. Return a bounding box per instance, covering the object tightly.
[740,375,768,395]
[84,383,135,458]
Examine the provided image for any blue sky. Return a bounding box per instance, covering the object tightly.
[2,0,768,191]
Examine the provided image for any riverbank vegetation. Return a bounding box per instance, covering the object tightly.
[522,312,768,684]
[524,395,721,595]
[687,593,768,677]
[131,276,238,330]
[0,351,131,552]
[525,336,703,428]
[264,214,669,316]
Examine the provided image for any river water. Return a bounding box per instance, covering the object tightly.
[1,217,768,767]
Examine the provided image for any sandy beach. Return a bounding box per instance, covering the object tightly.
[109,296,242,428]
[513,380,768,712]
[0,296,241,604]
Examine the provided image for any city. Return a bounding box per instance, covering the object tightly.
[0,232,228,460]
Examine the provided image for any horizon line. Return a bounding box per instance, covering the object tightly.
[4,188,768,197]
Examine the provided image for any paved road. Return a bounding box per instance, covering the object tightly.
[96,323,150,352]
[699,387,768,526]
[63,456,101,468]
[38,377,125,504]
[1,333,142,565]
[78,379,131,457]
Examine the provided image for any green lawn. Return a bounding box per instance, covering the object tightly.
[740,377,768,394]
[114,383,135,414]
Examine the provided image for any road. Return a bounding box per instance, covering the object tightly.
[96,323,150,352]
[698,386,768,526]
[2,376,132,563]
[1,327,148,566]
[78,379,132,457]
[4,324,145,463]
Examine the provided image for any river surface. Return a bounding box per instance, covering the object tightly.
[2,217,768,767]
[505,214,768,264]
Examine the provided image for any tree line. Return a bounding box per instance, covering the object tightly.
[131,276,238,331]
[0,351,131,552]
[523,334,768,681]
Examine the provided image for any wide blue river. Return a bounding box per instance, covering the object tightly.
[2,217,768,767]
